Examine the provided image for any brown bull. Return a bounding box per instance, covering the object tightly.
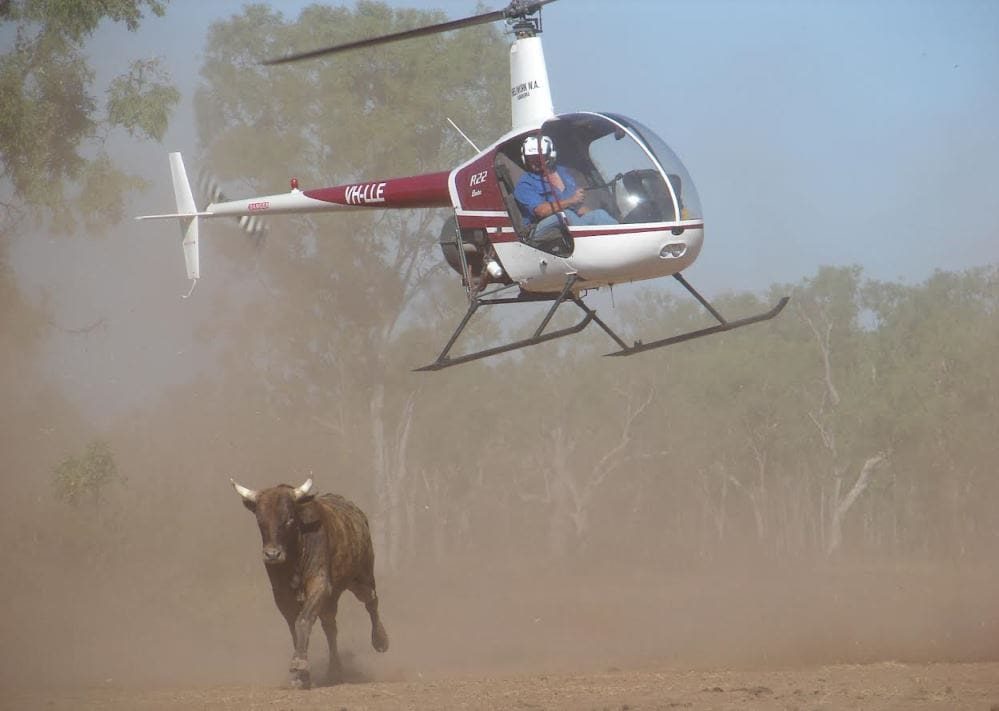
[231,477,388,689]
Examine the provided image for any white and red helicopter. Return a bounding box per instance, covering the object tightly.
[138,0,787,371]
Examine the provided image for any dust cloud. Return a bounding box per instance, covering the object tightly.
[2,223,996,699]
[1,466,996,693]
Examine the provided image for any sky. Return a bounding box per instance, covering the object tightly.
[9,0,999,419]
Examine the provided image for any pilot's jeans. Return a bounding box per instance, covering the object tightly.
[533,208,616,234]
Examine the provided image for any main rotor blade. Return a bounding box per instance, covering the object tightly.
[262,0,557,66]
[263,9,505,65]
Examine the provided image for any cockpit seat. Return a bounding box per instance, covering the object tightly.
[494,158,531,238]
[495,154,572,256]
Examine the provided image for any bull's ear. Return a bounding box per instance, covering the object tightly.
[241,498,257,513]
[297,499,321,530]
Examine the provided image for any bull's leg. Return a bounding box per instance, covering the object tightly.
[319,592,343,684]
[289,588,326,690]
[272,590,301,651]
[349,580,389,653]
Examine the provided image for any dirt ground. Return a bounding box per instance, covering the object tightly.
[3,559,998,711]
[3,468,997,711]
[5,662,999,710]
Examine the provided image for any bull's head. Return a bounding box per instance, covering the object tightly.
[231,477,315,565]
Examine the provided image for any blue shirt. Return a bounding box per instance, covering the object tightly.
[513,167,577,226]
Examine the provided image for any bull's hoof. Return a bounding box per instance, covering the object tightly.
[288,658,311,689]
[326,654,343,686]
[372,623,389,653]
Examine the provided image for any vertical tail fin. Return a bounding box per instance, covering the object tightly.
[168,152,200,283]
[136,152,269,294]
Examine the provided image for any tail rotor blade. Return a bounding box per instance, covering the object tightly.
[198,168,266,245]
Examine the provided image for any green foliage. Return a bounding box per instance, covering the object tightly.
[0,29,95,225]
[77,151,149,229]
[52,439,122,508]
[8,0,166,41]
[468,264,999,562]
[0,0,177,231]
[107,58,180,141]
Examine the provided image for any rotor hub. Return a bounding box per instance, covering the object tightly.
[506,0,545,36]
[510,18,541,38]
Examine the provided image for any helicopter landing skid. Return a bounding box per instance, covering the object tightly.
[414,273,789,372]
[604,273,790,357]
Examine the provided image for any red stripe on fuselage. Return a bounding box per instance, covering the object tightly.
[456,214,511,229]
[304,171,452,209]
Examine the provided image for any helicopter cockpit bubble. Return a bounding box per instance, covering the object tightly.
[525,112,701,227]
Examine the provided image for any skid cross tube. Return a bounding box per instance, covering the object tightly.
[415,275,595,371]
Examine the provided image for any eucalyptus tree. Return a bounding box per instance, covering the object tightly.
[1,0,179,356]
[861,266,999,557]
[0,0,179,232]
[194,2,509,570]
[0,0,179,565]
[773,266,889,556]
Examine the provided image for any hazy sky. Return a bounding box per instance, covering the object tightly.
[10,0,999,419]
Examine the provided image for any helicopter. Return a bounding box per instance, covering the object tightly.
[137,0,788,371]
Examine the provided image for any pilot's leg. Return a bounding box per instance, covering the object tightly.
[534,211,580,232]
[576,208,617,226]
[532,214,558,233]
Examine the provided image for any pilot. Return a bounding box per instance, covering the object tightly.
[513,134,616,234]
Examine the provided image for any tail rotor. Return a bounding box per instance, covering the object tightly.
[136,152,267,296]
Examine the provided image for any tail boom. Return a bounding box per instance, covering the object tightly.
[203,171,452,217]
[136,153,452,287]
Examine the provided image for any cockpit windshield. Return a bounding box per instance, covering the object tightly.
[600,113,702,220]
[521,112,701,224]
[491,112,702,250]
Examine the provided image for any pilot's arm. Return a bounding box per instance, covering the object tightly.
[532,187,585,219]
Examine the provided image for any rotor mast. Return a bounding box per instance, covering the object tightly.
[508,14,554,130]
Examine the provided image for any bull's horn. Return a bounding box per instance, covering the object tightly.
[292,477,314,500]
[231,478,259,503]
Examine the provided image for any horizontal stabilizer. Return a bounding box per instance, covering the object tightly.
[135,211,213,220]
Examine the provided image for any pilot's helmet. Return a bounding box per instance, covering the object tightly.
[521,134,556,173]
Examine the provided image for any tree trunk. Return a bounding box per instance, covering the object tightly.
[826,452,887,555]
[370,384,417,571]
[546,427,575,558]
